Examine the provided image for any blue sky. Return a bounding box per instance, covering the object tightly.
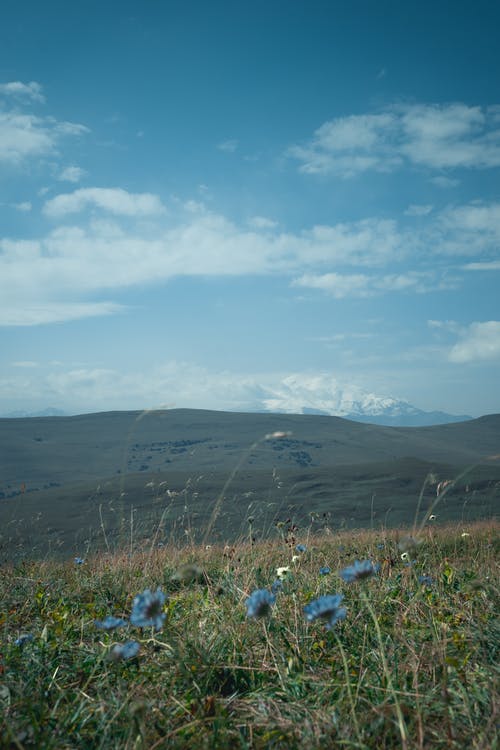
[1,0,499,417]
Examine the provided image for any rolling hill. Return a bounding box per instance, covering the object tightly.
[0,409,498,560]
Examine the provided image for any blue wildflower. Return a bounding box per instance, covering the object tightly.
[304,594,346,630]
[94,616,128,631]
[130,588,166,630]
[14,633,34,647]
[245,589,276,619]
[418,575,433,586]
[295,544,307,553]
[319,566,331,576]
[271,579,283,594]
[376,543,385,550]
[339,559,379,583]
[111,640,140,660]
[74,557,85,565]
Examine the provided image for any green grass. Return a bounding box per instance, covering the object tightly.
[1,521,498,749]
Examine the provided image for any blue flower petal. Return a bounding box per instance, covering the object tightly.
[339,559,379,583]
[245,589,276,618]
[130,588,166,630]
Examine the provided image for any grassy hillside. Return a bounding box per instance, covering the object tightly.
[0,410,499,561]
[1,522,498,749]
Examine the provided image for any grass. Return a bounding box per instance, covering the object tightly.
[1,520,498,749]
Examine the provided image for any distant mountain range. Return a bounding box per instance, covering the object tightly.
[250,375,472,426]
[0,376,472,426]
[1,407,67,419]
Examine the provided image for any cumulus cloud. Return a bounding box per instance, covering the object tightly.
[289,103,500,176]
[43,187,166,218]
[433,202,500,256]
[448,321,500,363]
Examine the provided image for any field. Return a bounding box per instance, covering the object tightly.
[1,410,498,747]
[1,520,498,749]
[1,410,499,561]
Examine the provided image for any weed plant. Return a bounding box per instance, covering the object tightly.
[0,521,498,749]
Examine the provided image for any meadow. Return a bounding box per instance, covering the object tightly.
[1,519,498,749]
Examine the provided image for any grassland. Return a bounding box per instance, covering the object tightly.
[1,410,499,561]
[1,520,498,749]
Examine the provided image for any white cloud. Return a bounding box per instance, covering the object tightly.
[248,216,279,229]
[463,260,500,270]
[11,360,39,368]
[43,188,166,217]
[0,362,411,418]
[427,319,460,332]
[449,321,500,363]
[430,175,460,188]
[434,202,500,256]
[0,201,33,212]
[2,197,499,326]
[14,201,32,212]
[217,139,238,152]
[0,111,89,165]
[404,204,433,216]
[0,81,45,102]
[0,301,124,327]
[289,103,500,176]
[293,272,373,297]
[293,270,454,298]
[58,165,87,183]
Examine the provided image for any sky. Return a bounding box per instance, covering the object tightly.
[1,0,499,418]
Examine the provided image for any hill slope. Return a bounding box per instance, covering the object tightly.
[0,410,498,559]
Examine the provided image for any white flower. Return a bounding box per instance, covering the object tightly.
[276,566,290,579]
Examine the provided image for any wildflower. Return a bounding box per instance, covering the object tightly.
[296,544,307,553]
[130,588,166,630]
[74,557,85,565]
[319,566,331,576]
[428,514,437,521]
[376,543,385,549]
[461,532,471,538]
[400,552,410,562]
[276,566,290,579]
[271,579,283,594]
[304,594,346,630]
[265,431,292,440]
[291,555,300,563]
[14,634,34,647]
[339,559,379,583]
[94,616,128,631]
[111,640,140,661]
[418,575,433,586]
[245,589,276,619]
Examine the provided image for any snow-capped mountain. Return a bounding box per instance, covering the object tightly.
[252,375,471,426]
